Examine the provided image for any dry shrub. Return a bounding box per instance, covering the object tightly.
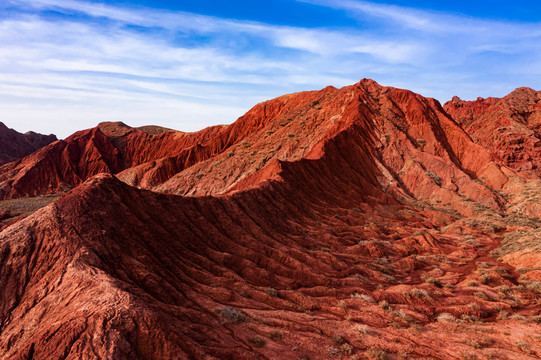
[353,324,370,335]
[217,307,247,324]
[437,313,457,322]
[367,347,389,360]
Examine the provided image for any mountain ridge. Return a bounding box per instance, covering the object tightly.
[0,122,57,166]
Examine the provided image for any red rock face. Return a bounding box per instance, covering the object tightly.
[0,122,56,165]
[444,88,541,177]
[0,123,226,199]
[1,80,540,359]
[0,127,122,199]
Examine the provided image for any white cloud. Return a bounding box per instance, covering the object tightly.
[0,0,540,137]
[298,0,541,36]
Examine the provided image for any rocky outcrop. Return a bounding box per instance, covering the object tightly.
[444,88,541,177]
[0,127,121,199]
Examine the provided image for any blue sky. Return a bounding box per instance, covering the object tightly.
[0,0,540,138]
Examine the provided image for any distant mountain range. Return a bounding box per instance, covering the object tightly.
[0,122,56,165]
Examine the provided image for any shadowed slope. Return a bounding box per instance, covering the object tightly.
[1,162,539,359]
[0,122,56,165]
[0,130,392,359]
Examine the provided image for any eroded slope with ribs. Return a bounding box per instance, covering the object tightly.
[1,158,540,359]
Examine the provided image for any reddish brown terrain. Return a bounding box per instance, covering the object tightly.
[0,122,56,165]
[0,80,540,359]
[444,88,541,177]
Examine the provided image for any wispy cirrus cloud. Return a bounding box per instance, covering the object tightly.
[299,0,541,57]
[0,0,539,137]
[296,0,541,95]
[298,0,541,36]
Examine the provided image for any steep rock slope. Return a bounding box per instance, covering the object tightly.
[0,127,122,199]
[0,123,225,199]
[444,88,541,177]
[116,89,331,189]
[157,80,506,215]
[444,88,541,281]
[0,122,56,165]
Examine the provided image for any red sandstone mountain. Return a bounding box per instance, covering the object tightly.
[0,122,56,165]
[0,80,540,359]
[0,122,225,199]
[444,88,541,177]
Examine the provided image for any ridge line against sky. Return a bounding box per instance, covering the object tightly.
[0,0,540,138]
